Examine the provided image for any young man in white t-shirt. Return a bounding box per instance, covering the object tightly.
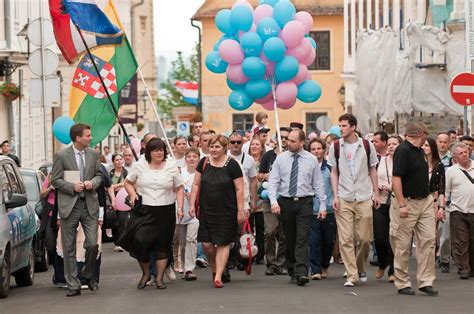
[327,113,380,287]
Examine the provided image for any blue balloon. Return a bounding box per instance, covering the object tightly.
[229,90,254,111]
[328,125,341,138]
[53,116,75,144]
[205,51,228,74]
[275,56,299,82]
[263,37,286,62]
[227,78,246,91]
[245,79,272,99]
[307,37,317,49]
[230,5,253,32]
[273,1,296,27]
[260,189,269,200]
[259,0,279,6]
[240,32,263,57]
[242,57,266,80]
[297,80,322,103]
[216,9,236,35]
[257,18,281,42]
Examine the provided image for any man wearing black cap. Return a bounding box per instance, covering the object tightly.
[243,126,271,153]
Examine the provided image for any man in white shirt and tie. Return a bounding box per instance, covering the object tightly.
[268,129,326,286]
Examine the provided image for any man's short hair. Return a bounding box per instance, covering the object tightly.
[373,131,389,142]
[291,129,306,142]
[436,132,449,138]
[229,131,243,139]
[405,122,427,137]
[451,142,468,155]
[1,140,9,147]
[338,113,358,127]
[173,136,187,145]
[308,138,327,151]
[447,130,457,136]
[460,135,473,142]
[200,131,211,140]
[69,123,91,143]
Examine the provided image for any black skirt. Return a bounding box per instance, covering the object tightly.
[118,203,176,262]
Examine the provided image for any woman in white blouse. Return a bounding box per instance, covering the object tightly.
[119,138,184,290]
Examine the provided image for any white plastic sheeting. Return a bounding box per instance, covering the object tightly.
[353,23,464,133]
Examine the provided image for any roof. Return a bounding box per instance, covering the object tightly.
[193,0,343,20]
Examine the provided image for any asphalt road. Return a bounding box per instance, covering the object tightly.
[2,243,473,314]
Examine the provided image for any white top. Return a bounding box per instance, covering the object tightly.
[174,156,186,170]
[104,152,113,165]
[177,168,199,225]
[445,160,474,214]
[127,159,184,206]
[242,141,271,155]
[377,156,393,204]
[344,142,358,177]
[228,151,257,181]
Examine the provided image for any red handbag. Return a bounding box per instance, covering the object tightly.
[194,157,208,219]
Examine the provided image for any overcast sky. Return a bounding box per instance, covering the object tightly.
[154,1,205,56]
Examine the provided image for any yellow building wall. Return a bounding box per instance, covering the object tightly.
[201,14,344,133]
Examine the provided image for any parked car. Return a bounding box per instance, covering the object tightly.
[19,168,49,272]
[38,162,53,177]
[0,156,36,298]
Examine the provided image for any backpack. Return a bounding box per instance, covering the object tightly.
[333,139,371,174]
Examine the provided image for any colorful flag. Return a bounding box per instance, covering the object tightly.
[175,81,199,105]
[49,0,123,64]
[69,0,137,146]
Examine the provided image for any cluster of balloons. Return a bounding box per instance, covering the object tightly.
[53,116,75,144]
[205,0,322,111]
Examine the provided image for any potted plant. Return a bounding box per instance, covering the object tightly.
[0,82,20,101]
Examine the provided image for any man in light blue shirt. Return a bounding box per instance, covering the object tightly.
[268,129,326,286]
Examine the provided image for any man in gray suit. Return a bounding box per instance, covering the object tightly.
[51,123,102,297]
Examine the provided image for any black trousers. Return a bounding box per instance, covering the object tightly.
[112,211,129,245]
[250,211,265,262]
[373,203,394,275]
[279,197,313,278]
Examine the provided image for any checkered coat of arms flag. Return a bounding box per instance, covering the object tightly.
[72,54,118,99]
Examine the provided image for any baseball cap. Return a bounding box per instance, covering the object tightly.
[253,126,271,135]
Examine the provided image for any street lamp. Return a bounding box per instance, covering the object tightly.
[337,84,346,111]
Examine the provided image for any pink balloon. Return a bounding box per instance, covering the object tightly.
[295,11,314,34]
[291,64,309,86]
[130,137,141,157]
[226,64,249,84]
[255,91,274,104]
[303,47,316,66]
[254,4,273,25]
[276,82,297,107]
[115,188,131,211]
[260,53,275,77]
[287,38,312,62]
[219,40,244,64]
[305,71,312,80]
[261,100,275,111]
[281,21,305,48]
[232,0,254,11]
[278,99,296,110]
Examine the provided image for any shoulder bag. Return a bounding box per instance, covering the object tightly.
[239,217,258,275]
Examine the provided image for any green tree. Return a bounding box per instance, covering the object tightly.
[156,45,199,120]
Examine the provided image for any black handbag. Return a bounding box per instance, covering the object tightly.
[125,194,143,211]
[104,205,118,229]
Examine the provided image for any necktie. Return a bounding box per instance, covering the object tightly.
[78,152,85,182]
[289,154,299,197]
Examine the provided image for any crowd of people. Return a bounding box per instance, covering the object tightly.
[42,112,474,297]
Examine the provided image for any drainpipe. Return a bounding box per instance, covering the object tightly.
[191,18,202,112]
[130,0,144,48]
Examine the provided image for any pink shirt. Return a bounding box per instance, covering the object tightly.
[42,176,56,205]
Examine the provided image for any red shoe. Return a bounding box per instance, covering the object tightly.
[213,280,223,288]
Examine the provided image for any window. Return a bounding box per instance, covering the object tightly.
[233,114,254,132]
[306,113,328,135]
[4,164,21,194]
[0,167,11,203]
[308,31,330,71]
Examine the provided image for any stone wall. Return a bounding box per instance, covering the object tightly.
[395,112,461,136]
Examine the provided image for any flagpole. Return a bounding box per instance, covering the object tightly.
[73,24,139,161]
[136,66,176,160]
[270,79,283,152]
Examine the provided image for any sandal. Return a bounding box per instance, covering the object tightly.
[185,271,197,281]
[213,280,223,288]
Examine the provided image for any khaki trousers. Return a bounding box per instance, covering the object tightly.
[335,199,373,283]
[390,195,436,290]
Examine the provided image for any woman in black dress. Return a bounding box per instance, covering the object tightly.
[119,139,184,290]
[189,134,245,288]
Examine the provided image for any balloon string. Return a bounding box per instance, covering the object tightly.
[270,79,283,153]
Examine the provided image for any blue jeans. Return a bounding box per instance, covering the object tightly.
[197,242,207,260]
[309,213,336,274]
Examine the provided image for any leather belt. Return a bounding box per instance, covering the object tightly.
[407,195,428,200]
[280,196,313,201]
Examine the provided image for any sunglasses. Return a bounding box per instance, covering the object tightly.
[230,141,243,145]
[280,136,288,140]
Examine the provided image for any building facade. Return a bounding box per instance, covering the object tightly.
[194,0,345,135]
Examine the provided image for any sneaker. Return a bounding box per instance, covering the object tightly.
[344,280,355,287]
[440,263,450,273]
[342,271,347,278]
[196,257,208,268]
[113,246,124,252]
[165,266,176,281]
[321,269,328,278]
[311,273,322,280]
[147,275,157,286]
[388,275,395,283]
[55,282,68,289]
[375,268,385,279]
[359,272,367,283]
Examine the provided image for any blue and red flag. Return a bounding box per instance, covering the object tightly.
[175,81,199,105]
[49,0,123,64]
